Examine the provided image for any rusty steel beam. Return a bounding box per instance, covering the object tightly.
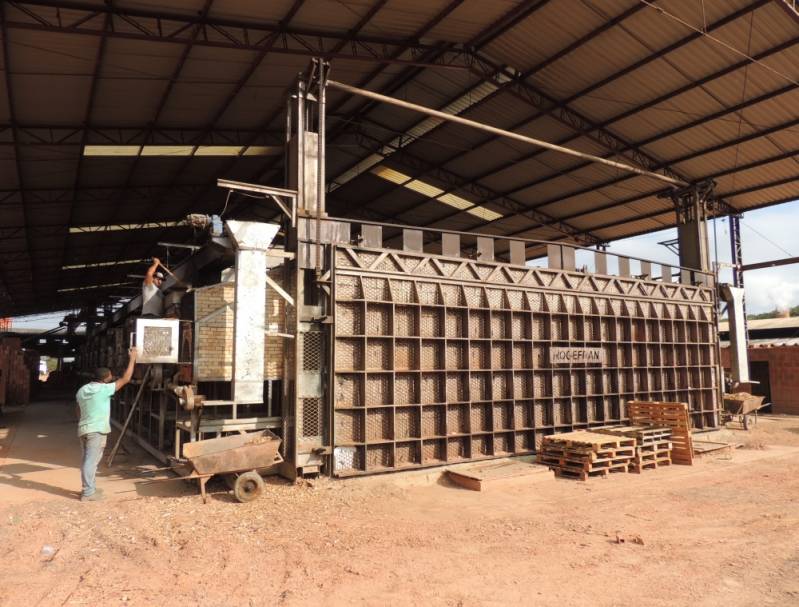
[4,0,472,68]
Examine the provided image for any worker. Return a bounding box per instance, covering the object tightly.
[75,347,137,502]
[142,257,165,317]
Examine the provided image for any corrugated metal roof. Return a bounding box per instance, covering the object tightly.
[719,316,799,332]
[3,0,799,315]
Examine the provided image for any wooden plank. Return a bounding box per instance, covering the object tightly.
[447,460,551,491]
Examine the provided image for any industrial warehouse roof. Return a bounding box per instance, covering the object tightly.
[2,0,799,315]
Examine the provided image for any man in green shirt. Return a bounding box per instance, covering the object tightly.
[76,347,137,501]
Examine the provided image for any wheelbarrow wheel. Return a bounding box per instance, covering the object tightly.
[743,413,752,431]
[233,471,263,503]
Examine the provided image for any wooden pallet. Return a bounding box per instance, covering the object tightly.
[541,431,636,451]
[594,425,672,445]
[539,444,636,460]
[629,457,671,473]
[554,462,629,481]
[538,452,634,470]
[627,401,693,465]
[539,431,635,481]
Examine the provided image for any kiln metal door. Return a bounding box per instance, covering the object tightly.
[329,246,719,477]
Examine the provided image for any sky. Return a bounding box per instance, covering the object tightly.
[607,199,799,314]
[6,200,798,331]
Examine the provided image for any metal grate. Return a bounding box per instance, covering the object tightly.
[142,326,173,357]
[422,439,446,462]
[366,304,391,335]
[336,338,363,371]
[446,341,467,369]
[335,410,363,443]
[366,444,392,469]
[335,375,362,408]
[395,374,418,405]
[420,308,443,337]
[420,340,443,370]
[447,404,469,434]
[395,407,419,439]
[494,433,513,454]
[366,339,391,371]
[470,372,490,401]
[394,306,418,336]
[395,441,419,466]
[417,282,440,305]
[394,339,417,370]
[366,409,392,441]
[447,437,468,460]
[365,374,391,405]
[493,402,512,430]
[445,309,467,337]
[446,373,469,402]
[303,331,323,371]
[421,406,445,437]
[471,403,492,432]
[336,302,363,335]
[472,435,491,456]
[514,401,532,429]
[300,397,322,438]
[332,247,719,475]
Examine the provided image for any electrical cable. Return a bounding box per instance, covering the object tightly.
[638,0,799,88]
[743,222,794,257]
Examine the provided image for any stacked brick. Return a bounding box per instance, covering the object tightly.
[0,337,37,407]
[194,267,286,382]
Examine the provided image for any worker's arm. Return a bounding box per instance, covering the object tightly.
[115,347,138,391]
[143,258,161,286]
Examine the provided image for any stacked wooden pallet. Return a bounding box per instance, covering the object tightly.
[537,431,636,481]
[628,401,693,465]
[595,425,672,473]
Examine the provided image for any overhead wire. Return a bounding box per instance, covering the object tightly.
[743,221,794,258]
[638,0,799,88]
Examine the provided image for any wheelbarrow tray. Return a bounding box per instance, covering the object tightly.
[723,393,766,416]
[182,429,283,476]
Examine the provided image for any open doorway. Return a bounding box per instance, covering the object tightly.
[749,360,772,412]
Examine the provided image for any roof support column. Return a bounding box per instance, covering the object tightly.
[665,181,715,278]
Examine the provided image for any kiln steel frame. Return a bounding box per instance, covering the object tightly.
[286,221,721,478]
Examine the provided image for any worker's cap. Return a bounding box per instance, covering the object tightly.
[154,271,165,279]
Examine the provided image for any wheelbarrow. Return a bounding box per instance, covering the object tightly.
[181,429,283,503]
[722,393,767,431]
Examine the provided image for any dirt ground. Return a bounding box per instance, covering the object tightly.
[2,401,799,606]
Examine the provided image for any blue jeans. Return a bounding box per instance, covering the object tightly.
[79,432,107,497]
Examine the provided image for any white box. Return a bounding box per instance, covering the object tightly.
[135,318,180,364]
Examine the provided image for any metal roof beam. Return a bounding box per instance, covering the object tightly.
[226,0,469,216]
[57,9,111,293]
[359,2,769,234]
[324,1,553,195]
[332,127,603,245]
[0,123,283,145]
[487,148,798,244]
[0,4,32,305]
[145,0,395,250]
[103,0,305,268]
[5,0,472,69]
[508,97,799,220]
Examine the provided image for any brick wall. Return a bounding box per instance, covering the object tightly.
[720,345,799,415]
[194,267,286,382]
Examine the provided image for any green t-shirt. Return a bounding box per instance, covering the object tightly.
[76,382,116,436]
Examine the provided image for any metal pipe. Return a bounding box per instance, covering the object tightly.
[327,79,688,188]
[315,60,327,275]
